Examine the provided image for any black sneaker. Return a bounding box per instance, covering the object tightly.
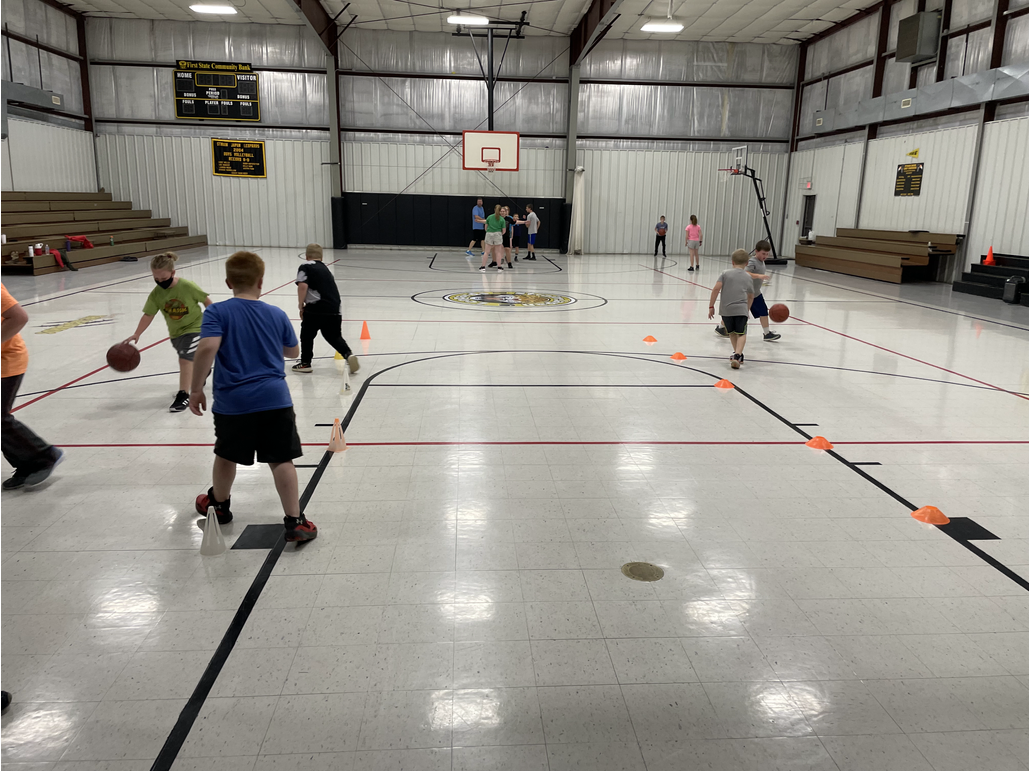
[763,331,782,342]
[488,261,498,268]
[478,266,486,271]
[169,390,190,412]
[687,267,694,272]
[2,473,28,491]
[291,363,313,373]
[195,487,233,524]
[507,262,513,269]
[730,354,742,370]
[24,449,64,486]
[497,266,504,272]
[715,326,730,338]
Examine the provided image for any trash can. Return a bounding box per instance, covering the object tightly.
[1002,275,1026,304]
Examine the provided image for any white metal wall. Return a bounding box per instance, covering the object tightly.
[1,119,97,192]
[966,117,1030,267]
[780,142,864,257]
[95,135,331,248]
[858,125,978,233]
[342,141,565,199]
[574,149,789,256]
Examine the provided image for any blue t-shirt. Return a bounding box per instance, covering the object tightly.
[472,206,485,229]
[656,221,668,234]
[200,297,297,415]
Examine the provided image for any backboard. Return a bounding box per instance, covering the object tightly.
[463,130,520,171]
[731,145,748,173]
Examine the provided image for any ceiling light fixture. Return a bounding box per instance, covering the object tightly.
[190,4,238,14]
[641,0,683,33]
[447,14,490,25]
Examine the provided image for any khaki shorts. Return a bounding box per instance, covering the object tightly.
[485,231,503,246]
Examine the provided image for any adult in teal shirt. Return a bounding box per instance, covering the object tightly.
[479,204,507,272]
[466,198,486,256]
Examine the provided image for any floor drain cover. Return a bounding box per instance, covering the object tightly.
[621,562,664,582]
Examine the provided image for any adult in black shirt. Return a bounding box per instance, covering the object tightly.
[292,243,359,374]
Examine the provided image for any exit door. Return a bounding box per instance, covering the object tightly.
[801,195,816,238]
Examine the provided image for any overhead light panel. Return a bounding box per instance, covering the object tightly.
[641,0,683,33]
[641,19,684,31]
[447,14,490,25]
[190,4,238,14]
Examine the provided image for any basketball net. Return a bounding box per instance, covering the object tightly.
[485,161,497,175]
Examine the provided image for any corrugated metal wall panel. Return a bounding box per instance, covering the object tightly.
[341,140,566,198]
[575,149,788,255]
[95,134,331,247]
[966,117,1029,273]
[3,119,96,192]
[858,125,977,233]
[1,139,14,191]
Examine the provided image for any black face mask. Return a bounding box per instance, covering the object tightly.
[155,277,174,289]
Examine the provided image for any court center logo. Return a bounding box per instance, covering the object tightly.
[444,291,576,308]
[412,287,607,312]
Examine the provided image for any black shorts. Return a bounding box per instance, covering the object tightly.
[213,407,303,466]
[750,294,769,319]
[472,229,485,242]
[721,315,748,335]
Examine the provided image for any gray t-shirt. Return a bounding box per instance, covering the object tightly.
[525,212,540,234]
[746,256,766,295]
[717,268,753,316]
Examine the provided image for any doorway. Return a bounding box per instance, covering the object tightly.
[801,195,816,239]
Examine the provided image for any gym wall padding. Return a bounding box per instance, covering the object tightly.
[344,194,564,251]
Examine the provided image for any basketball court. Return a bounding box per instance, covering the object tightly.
[1,0,1029,770]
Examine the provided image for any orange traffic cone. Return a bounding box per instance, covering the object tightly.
[360,321,371,340]
[328,418,347,452]
[805,436,834,450]
[911,506,949,525]
[713,379,734,389]
[643,335,657,344]
[984,246,996,266]
[670,352,686,361]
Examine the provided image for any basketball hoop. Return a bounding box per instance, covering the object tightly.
[485,160,497,175]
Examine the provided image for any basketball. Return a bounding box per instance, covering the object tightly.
[107,343,141,372]
[769,303,790,323]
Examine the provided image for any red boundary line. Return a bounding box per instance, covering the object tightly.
[55,440,1029,448]
[10,268,327,414]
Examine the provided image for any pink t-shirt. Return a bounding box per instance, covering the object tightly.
[685,224,702,240]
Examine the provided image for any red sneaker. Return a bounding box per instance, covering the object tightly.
[285,517,317,542]
[195,488,233,524]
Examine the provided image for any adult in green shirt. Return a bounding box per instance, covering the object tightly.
[479,204,508,272]
[123,252,212,412]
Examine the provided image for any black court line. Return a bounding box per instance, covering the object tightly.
[793,423,819,427]
[852,461,882,466]
[151,445,337,770]
[294,464,320,468]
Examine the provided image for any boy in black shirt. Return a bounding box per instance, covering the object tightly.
[291,243,359,375]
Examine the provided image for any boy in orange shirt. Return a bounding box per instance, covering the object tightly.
[1,284,63,490]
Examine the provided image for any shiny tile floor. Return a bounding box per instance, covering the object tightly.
[1,246,1028,771]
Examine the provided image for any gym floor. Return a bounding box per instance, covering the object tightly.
[1,246,1028,771]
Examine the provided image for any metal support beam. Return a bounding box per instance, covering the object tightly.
[569,0,625,66]
[871,1,892,98]
[787,43,808,152]
[326,54,342,198]
[565,65,580,203]
[487,28,495,131]
[290,0,337,54]
[987,0,1010,69]
[75,14,93,134]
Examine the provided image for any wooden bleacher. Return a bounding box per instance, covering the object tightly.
[2,191,207,276]
[795,228,959,284]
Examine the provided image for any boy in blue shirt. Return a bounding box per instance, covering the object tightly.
[189,251,317,542]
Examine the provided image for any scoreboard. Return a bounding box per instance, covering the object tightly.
[174,60,260,122]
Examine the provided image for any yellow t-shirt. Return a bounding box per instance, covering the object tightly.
[1,284,29,378]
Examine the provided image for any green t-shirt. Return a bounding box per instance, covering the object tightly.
[485,214,506,233]
[142,278,208,338]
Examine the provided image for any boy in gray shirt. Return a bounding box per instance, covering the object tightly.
[715,239,781,341]
[708,249,755,369]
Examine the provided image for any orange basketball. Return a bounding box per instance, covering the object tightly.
[107,343,141,372]
[768,303,790,323]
